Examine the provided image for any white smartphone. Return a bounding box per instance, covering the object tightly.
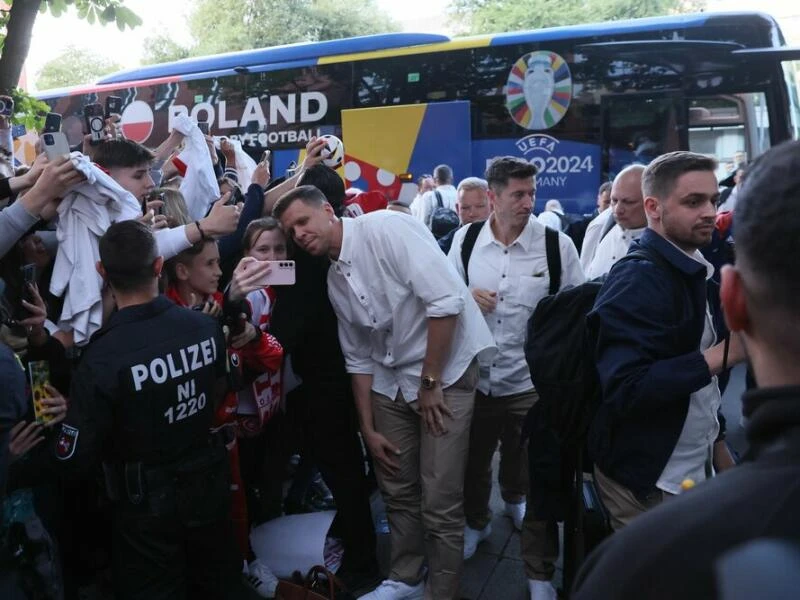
[252,260,296,286]
[41,131,70,161]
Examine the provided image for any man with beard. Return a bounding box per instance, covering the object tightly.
[587,151,744,530]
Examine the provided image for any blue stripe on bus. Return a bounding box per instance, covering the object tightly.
[488,12,712,45]
[97,32,449,84]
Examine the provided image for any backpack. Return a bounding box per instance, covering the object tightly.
[523,246,683,587]
[460,220,561,294]
[430,190,459,236]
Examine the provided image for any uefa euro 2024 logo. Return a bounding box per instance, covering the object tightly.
[506,51,572,130]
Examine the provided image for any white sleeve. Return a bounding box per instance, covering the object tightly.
[154,226,192,260]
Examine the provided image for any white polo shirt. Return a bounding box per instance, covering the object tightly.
[586,224,646,279]
[448,215,585,396]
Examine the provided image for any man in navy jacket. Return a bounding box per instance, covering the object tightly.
[588,151,743,529]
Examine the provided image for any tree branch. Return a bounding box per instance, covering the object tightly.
[0,0,44,94]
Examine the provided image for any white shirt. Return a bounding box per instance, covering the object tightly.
[448,215,585,396]
[327,211,495,402]
[585,224,645,279]
[580,208,613,271]
[536,210,563,231]
[657,250,721,495]
[419,184,457,228]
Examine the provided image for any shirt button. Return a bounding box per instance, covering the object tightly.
[372,318,377,323]
[502,274,506,278]
[504,250,508,254]
[497,319,501,324]
[346,273,351,277]
[492,363,496,367]
[500,297,504,302]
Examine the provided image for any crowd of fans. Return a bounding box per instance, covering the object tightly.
[0,106,797,600]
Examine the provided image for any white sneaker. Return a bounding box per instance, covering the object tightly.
[358,579,424,599]
[245,559,279,598]
[463,523,492,560]
[504,500,526,531]
[528,578,557,600]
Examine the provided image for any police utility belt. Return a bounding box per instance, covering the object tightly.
[103,431,232,527]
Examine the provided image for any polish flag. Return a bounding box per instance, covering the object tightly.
[120,100,154,143]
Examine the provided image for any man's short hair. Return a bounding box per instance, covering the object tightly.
[735,140,800,323]
[641,151,717,200]
[99,220,157,292]
[93,139,154,170]
[484,156,537,192]
[457,177,488,194]
[433,164,453,185]
[598,181,613,196]
[298,165,345,216]
[272,185,327,220]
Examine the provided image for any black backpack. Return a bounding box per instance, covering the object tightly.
[430,190,460,236]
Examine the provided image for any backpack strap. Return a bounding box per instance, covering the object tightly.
[599,211,617,243]
[545,227,561,295]
[434,190,443,209]
[460,220,485,287]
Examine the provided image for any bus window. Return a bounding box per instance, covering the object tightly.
[688,95,746,180]
[783,61,800,140]
[602,94,684,180]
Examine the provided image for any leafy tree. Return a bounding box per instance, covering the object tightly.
[0,0,140,126]
[450,0,706,35]
[142,33,191,65]
[188,0,399,57]
[36,45,123,90]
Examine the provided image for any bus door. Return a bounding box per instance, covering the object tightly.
[340,100,471,200]
[600,92,687,180]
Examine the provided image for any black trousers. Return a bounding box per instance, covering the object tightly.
[112,506,245,600]
[289,382,377,573]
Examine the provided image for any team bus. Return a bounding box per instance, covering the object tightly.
[36,11,800,215]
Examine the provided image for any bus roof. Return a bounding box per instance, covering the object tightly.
[38,11,780,98]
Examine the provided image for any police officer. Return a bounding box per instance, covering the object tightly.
[53,220,243,600]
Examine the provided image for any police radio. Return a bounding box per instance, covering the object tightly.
[83,102,105,144]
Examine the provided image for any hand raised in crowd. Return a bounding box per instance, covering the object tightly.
[418,384,453,437]
[24,155,86,219]
[251,159,270,189]
[363,430,401,475]
[199,192,241,238]
[81,115,122,159]
[141,199,169,231]
[302,136,328,171]
[9,421,44,462]
[472,288,498,314]
[39,385,69,427]
[230,318,258,349]
[228,256,272,302]
[220,138,236,165]
[20,282,49,346]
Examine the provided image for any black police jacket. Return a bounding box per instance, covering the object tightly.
[53,295,227,472]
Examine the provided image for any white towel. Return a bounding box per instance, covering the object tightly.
[173,115,220,221]
[50,154,142,346]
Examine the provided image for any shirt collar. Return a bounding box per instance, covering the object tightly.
[105,295,175,331]
[476,214,541,252]
[639,228,708,277]
[335,217,355,266]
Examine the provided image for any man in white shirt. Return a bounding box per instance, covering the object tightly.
[418,164,458,228]
[536,199,566,231]
[273,186,495,600]
[448,157,584,600]
[586,165,647,279]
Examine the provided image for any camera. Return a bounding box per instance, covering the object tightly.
[0,95,14,117]
[43,133,54,145]
[83,103,105,143]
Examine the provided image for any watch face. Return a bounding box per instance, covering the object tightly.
[422,376,436,389]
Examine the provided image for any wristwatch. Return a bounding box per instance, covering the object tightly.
[421,375,438,390]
